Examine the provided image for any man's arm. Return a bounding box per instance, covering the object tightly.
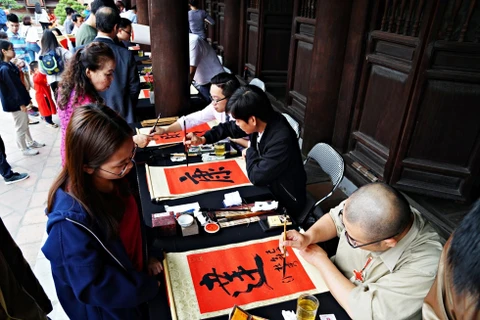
[189,66,197,85]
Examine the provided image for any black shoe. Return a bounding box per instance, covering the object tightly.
[4,172,29,185]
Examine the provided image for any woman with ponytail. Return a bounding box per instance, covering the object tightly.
[58,41,152,165]
[57,42,115,165]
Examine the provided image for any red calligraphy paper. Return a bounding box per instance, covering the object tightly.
[164,160,250,195]
[187,239,316,314]
[152,123,211,144]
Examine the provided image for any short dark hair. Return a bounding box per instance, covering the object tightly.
[118,17,131,29]
[95,6,121,33]
[91,0,118,15]
[0,40,12,60]
[22,16,32,25]
[29,60,38,72]
[72,13,83,23]
[65,7,74,15]
[226,85,274,122]
[189,0,199,7]
[448,200,480,309]
[0,31,8,40]
[116,1,125,8]
[131,5,136,11]
[210,72,240,98]
[7,13,19,23]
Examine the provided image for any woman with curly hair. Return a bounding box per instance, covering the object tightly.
[57,41,152,165]
[57,41,115,165]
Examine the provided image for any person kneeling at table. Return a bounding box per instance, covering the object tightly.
[280,182,443,320]
[152,72,248,149]
[184,85,306,217]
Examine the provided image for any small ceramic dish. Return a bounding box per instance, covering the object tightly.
[204,222,220,234]
[177,214,194,228]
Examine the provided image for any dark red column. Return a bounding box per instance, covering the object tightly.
[149,0,190,116]
[302,1,353,153]
[223,0,241,74]
[136,0,148,25]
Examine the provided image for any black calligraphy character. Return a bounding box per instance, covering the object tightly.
[160,132,181,140]
[179,166,234,184]
[282,276,294,284]
[199,254,273,297]
[265,248,281,255]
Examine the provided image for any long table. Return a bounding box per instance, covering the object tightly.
[134,143,350,320]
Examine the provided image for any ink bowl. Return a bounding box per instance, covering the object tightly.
[177,214,194,228]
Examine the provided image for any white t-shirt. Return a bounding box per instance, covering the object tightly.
[22,26,39,43]
[178,102,227,130]
[189,33,223,85]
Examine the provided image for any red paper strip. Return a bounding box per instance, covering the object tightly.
[152,122,211,145]
[187,239,316,314]
[164,160,250,195]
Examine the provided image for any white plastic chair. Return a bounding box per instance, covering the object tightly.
[297,143,345,224]
[282,113,300,139]
[249,78,266,92]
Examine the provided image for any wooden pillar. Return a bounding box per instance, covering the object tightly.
[136,0,148,25]
[149,0,190,116]
[223,0,241,74]
[302,1,353,153]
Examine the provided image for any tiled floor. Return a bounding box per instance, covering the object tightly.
[0,108,68,319]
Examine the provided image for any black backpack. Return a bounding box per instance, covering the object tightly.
[39,49,64,75]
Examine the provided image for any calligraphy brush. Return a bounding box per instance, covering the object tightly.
[184,119,189,167]
[282,213,287,278]
[149,112,162,134]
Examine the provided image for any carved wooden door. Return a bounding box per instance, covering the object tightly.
[345,0,480,201]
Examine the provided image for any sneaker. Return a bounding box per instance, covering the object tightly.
[28,141,45,148]
[4,172,29,185]
[22,148,39,156]
[29,118,39,125]
[46,123,59,128]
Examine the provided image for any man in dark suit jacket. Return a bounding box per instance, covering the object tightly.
[185,85,307,218]
[93,6,140,123]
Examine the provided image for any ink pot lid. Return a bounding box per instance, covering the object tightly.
[204,222,220,234]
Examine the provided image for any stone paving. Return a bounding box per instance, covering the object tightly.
[0,107,68,319]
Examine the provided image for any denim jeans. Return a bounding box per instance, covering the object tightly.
[26,42,41,63]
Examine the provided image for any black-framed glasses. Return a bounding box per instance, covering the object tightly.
[339,209,400,249]
[98,145,137,177]
[120,28,131,36]
[210,95,228,104]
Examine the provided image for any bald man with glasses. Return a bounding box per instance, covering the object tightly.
[280,182,443,320]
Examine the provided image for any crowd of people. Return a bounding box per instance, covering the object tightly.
[0,0,479,320]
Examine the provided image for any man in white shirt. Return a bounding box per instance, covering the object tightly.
[189,33,224,103]
[120,5,137,24]
[71,13,84,35]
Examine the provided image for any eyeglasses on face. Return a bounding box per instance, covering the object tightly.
[339,209,400,249]
[210,95,228,104]
[98,144,137,177]
[120,28,131,36]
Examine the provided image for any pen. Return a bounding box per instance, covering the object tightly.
[184,119,189,167]
[149,112,162,134]
[282,212,287,278]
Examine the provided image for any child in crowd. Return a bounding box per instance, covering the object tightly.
[0,40,44,156]
[42,104,162,319]
[57,41,152,165]
[30,61,58,128]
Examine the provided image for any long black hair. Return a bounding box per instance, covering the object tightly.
[40,29,61,54]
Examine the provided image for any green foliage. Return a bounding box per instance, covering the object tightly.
[54,0,84,25]
[0,0,23,10]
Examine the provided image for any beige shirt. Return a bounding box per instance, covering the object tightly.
[328,201,443,320]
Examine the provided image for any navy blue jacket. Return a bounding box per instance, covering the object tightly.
[203,112,307,216]
[41,188,158,320]
[0,61,31,112]
[94,37,140,123]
